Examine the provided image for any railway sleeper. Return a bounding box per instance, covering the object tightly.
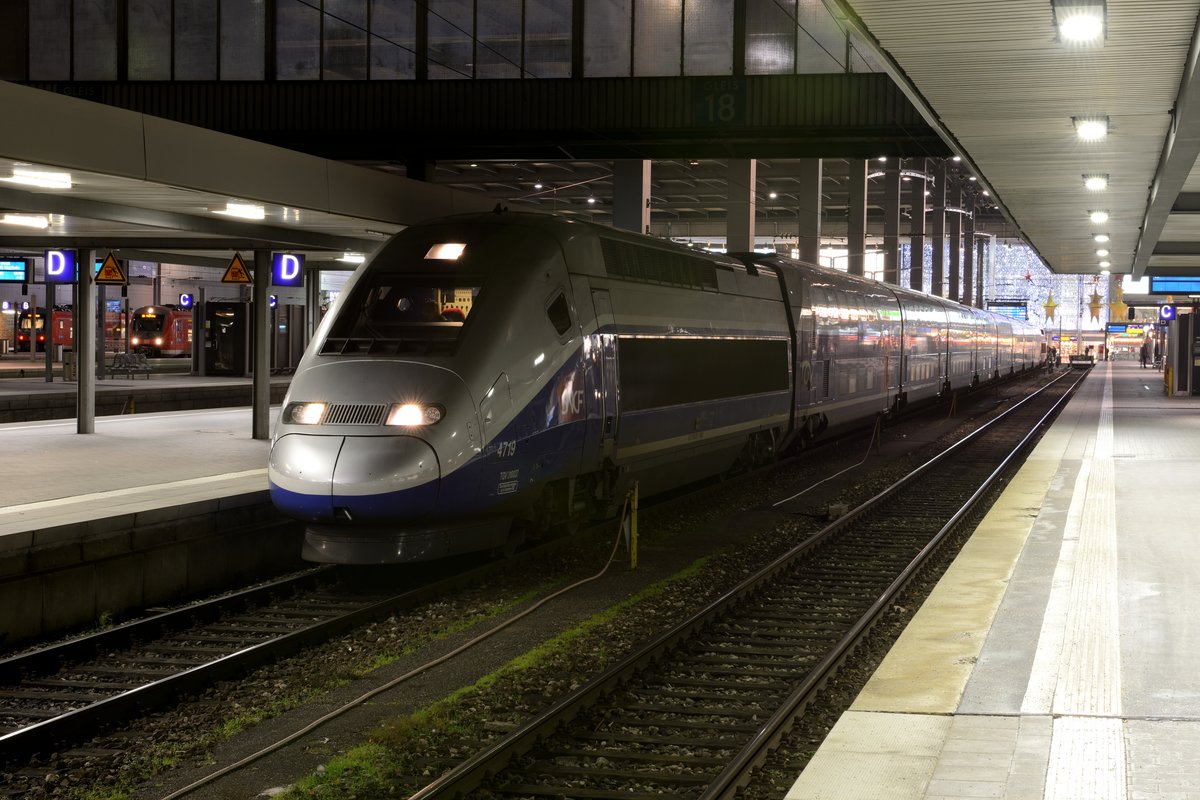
[643,675,793,692]
[551,747,731,766]
[521,763,714,784]
[493,783,669,799]
[572,730,744,748]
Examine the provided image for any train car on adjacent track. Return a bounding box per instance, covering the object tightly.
[268,212,1044,564]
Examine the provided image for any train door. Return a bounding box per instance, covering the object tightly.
[590,289,619,460]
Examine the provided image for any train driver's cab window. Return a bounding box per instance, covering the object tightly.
[328,274,483,353]
[546,292,572,336]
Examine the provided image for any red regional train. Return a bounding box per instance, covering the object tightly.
[129,305,193,357]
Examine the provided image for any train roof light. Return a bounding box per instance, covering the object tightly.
[338,253,366,264]
[425,243,466,260]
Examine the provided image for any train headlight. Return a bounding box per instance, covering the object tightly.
[283,402,327,425]
[386,402,444,426]
[154,337,163,346]
[131,336,140,346]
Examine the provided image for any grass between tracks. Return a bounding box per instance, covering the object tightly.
[283,556,712,799]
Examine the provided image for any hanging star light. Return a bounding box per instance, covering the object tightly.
[1108,283,1127,322]
[1088,290,1104,322]
[1043,292,1058,321]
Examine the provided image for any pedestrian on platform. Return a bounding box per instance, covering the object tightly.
[1140,342,1149,368]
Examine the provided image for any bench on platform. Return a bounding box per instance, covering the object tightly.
[111,352,152,378]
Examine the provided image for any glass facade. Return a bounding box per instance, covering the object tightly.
[15,0,875,82]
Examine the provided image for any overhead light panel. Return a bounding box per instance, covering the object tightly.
[1096,249,1109,256]
[1,213,49,228]
[1101,269,1111,275]
[1084,174,1109,190]
[1074,116,1109,141]
[213,202,265,220]
[1052,0,1106,44]
[338,253,366,264]
[1094,233,1110,243]
[1090,210,1109,223]
[1099,260,1111,268]
[2,168,72,189]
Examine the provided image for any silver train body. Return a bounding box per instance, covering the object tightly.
[268,213,1044,564]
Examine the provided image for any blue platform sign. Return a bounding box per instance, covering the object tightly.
[178,293,194,309]
[272,253,304,287]
[44,250,76,283]
[1160,304,1177,321]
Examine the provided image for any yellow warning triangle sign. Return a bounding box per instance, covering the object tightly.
[222,252,253,284]
[94,252,127,285]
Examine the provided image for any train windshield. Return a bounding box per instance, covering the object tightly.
[323,275,483,355]
[131,313,165,333]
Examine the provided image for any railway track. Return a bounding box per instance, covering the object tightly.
[406,368,1086,799]
[0,551,542,767]
[0,369,1065,794]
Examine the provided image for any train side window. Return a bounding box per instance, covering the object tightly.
[546,292,572,336]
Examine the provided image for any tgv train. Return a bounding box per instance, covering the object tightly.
[268,212,1043,564]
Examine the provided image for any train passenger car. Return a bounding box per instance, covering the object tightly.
[15,307,47,351]
[269,212,1044,565]
[129,305,193,357]
[48,307,129,353]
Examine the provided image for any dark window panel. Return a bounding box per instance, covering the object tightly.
[221,0,266,79]
[277,0,320,79]
[524,0,570,79]
[684,0,733,76]
[583,0,631,77]
[176,0,218,79]
[428,0,473,79]
[370,0,416,79]
[129,0,172,79]
[477,0,521,78]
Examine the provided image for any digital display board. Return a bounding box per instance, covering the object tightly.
[0,258,29,282]
[987,300,1029,321]
[1149,276,1200,294]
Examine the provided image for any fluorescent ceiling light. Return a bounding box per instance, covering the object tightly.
[1074,117,1109,141]
[1084,174,1109,190]
[213,202,265,220]
[338,253,366,264]
[768,192,778,199]
[1,213,49,228]
[1101,269,1110,275]
[1099,260,1111,268]
[1090,210,1109,223]
[1094,233,1110,243]
[1096,249,1109,257]
[1053,0,1106,43]
[2,168,72,189]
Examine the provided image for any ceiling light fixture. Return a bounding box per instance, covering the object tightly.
[534,182,543,189]
[769,192,778,199]
[1,213,49,228]
[951,156,962,162]
[213,202,265,220]
[1074,116,1109,141]
[1052,0,1106,44]
[1099,260,1111,268]
[338,253,365,264]
[1090,210,1109,223]
[1101,269,1111,275]
[587,197,596,204]
[1084,174,1109,190]
[1096,249,1109,256]
[1094,233,1110,243]
[2,168,72,189]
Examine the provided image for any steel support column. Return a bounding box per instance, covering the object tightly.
[726,159,756,253]
[948,180,962,303]
[909,158,927,291]
[613,159,652,234]
[882,160,901,285]
[930,161,946,297]
[252,249,271,440]
[963,199,976,307]
[76,249,96,434]
[796,158,823,264]
[847,160,867,277]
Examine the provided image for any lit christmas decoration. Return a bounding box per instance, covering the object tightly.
[1044,293,1058,320]
[1108,284,1127,322]
[1088,291,1103,322]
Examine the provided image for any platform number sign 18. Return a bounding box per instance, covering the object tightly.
[694,78,745,127]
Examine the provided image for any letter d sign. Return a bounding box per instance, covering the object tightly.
[272,252,304,287]
[44,250,76,283]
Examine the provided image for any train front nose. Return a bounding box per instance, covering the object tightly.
[269,434,440,522]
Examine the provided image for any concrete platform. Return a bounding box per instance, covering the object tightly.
[0,396,304,646]
[787,360,1200,799]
